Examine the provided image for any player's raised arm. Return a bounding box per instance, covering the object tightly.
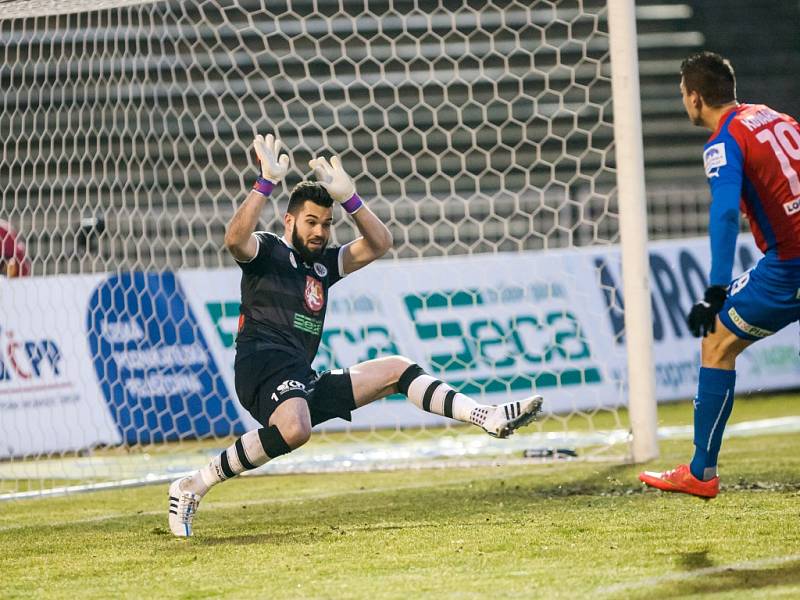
[224,133,289,262]
[309,156,393,274]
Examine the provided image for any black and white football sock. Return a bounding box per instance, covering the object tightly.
[183,426,291,496]
[397,363,489,426]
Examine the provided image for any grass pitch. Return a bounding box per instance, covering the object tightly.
[2,394,800,599]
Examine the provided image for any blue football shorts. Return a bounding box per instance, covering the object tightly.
[719,253,800,341]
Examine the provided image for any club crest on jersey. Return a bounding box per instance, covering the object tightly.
[703,142,727,178]
[313,262,328,278]
[304,276,324,313]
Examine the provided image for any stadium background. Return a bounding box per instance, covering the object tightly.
[2,0,799,276]
[2,2,800,598]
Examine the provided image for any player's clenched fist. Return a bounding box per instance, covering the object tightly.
[253,133,289,183]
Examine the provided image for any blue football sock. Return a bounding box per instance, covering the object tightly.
[690,367,736,481]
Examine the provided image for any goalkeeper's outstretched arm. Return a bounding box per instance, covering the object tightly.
[309,156,393,274]
[224,133,289,262]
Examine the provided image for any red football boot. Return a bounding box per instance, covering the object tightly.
[638,463,719,498]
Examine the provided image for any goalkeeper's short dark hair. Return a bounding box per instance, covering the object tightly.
[680,51,736,107]
[287,181,334,215]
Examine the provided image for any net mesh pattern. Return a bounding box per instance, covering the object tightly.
[0,0,641,496]
[1,0,618,276]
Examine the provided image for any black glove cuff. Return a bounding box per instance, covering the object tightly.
[703,285,727,311]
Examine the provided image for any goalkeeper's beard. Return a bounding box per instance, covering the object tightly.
[292,224,327,264]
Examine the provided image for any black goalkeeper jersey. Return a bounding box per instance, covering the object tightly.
[235,231,345,363]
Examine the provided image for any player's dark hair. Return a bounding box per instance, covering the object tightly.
[680,51,736,106]
[287,181,334,215]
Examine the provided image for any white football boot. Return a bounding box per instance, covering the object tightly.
[168,476,201,538]
[477,395,543,438]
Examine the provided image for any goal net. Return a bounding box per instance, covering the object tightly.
[0,0,650,498]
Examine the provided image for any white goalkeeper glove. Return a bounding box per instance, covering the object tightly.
[309,156,356,203]
[253,133,289,183]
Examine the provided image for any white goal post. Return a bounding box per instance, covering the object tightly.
[607,0,658,462]
[0,0,658,498]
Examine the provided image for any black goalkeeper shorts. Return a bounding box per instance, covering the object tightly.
[234,350,356,428]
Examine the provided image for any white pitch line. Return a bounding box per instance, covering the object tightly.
[596,553,800,596]
[0,469,524,534]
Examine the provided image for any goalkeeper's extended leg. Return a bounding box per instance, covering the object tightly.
[350,357,542,438]
[397,362,542,438]
[168,411,297,537]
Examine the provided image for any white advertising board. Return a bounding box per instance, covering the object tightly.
[2,235,797,456]
[0,275,121,457]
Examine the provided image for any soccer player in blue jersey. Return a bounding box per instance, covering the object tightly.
[168,134,543,536]
[639,52,800,498]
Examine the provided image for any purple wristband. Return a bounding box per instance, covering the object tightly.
[252,176,275,197]
[341,193,363,214]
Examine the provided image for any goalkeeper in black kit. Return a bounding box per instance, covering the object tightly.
[168,133,543,537]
